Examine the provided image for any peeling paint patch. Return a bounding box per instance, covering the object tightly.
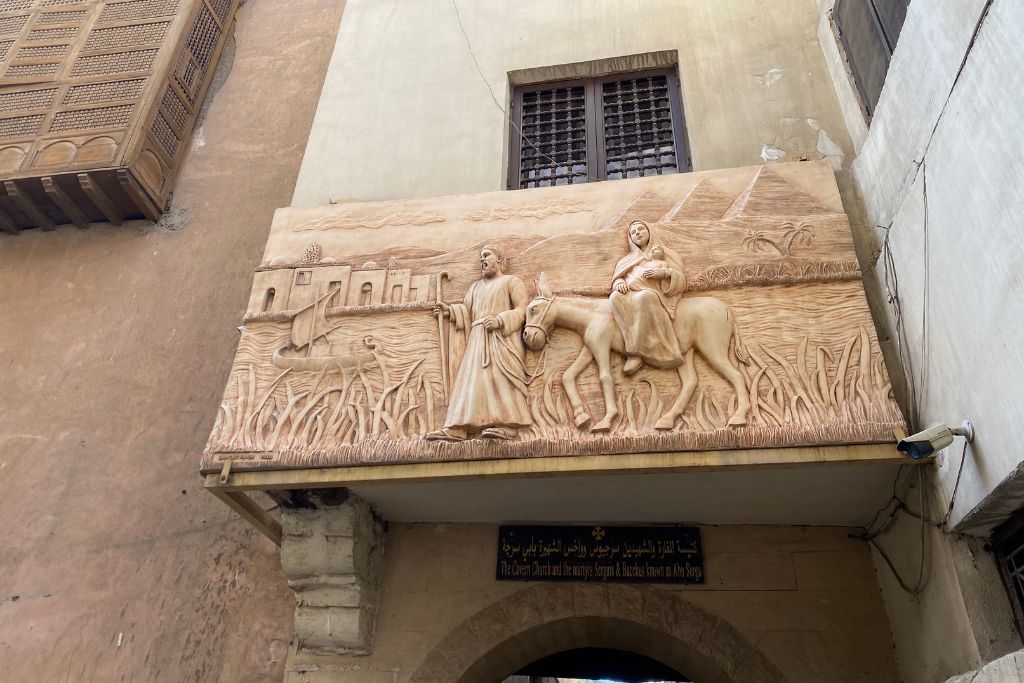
[754,68,783,87]
[156,206,192,232]
[807,118,846,170]
[761,144,787,163]
[762,118,847,169]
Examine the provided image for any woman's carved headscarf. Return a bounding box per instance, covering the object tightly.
[611,220,685,296]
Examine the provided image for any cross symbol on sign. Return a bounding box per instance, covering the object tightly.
[592,526,606,541]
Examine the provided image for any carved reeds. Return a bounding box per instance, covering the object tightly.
[207,326,901,469]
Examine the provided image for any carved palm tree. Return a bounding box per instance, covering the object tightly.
[742,221,814,256]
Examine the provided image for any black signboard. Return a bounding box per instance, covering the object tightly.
[496,525,703,584]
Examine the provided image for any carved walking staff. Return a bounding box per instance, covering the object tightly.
[434,271,450,399]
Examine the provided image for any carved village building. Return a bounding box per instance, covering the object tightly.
[2,1,1023,682]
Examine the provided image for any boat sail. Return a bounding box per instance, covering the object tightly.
[272,283,380,372]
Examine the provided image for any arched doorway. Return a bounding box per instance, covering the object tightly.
[409,584,788,683]
[507,646,690,681]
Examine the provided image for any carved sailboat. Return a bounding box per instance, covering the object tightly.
[271,284,381,372]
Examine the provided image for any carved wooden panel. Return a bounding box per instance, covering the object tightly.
[202,161,906,473]
[0,0,238,233]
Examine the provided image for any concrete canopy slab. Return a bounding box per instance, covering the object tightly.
[208,443,908,528]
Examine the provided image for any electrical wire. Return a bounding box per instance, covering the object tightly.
[871,0,994,433]
[939,440,969,529]
[818,4,992,573]
[868,466,930,597]
[857,439,971,597]
[860,439,970,537]
[876,203,920,431]
[859,464,906,537]
[449,0,603,184]
[919,161,930,421]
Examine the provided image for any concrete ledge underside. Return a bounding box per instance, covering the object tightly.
[206,444,916,538]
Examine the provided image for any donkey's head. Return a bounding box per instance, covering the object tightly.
[523,272,556,351]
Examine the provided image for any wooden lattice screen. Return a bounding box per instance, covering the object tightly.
[509,69,689,190]
[602,74,682,181]
[0,0,239,232]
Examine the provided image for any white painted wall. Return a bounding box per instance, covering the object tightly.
[292,0,855,206]
[818,0,1024,679]
[852,0,1024,532]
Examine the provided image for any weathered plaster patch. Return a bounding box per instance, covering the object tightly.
[753,68,783,87]
[761,144,787,163]
[762,118,845,169]
[156,206,192,232]
[808,118,846,170]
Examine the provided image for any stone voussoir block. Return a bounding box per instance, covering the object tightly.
[532,582,577,621]
[468,602,515,650]
[571,582,611,617]
[607,584,649,624]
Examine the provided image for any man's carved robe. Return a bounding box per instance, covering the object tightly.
[443,273,532,430]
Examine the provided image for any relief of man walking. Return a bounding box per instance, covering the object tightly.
[426,245,532,441]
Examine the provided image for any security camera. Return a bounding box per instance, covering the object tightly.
[896,421,974,460]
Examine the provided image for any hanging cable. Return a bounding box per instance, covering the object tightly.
[871,0,993,432]
[449,0,602,183]
[939,440,970,529]
[867,466,930,597]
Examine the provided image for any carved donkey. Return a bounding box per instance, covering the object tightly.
[523,273,750,432]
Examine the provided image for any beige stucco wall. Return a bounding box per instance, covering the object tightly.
[292,0,855,207]
[0,1,343,679]
[285,523,899,682]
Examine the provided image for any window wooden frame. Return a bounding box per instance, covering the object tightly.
[993,509,1024,640]
[507,68,690,190]
[833,0,909,119]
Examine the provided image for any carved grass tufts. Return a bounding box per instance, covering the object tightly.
[205,326,904,471]
[209,353,439,453]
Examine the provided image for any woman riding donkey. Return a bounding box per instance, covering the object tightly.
[610,219,687,376]
[523,219,750,432]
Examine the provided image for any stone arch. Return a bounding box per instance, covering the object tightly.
[409,583,788,683]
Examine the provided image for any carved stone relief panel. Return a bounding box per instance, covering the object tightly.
[203,161,905,472]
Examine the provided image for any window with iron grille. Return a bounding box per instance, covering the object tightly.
[508,69,689,190]
[994,510,1024,639]
[833,0,910,118]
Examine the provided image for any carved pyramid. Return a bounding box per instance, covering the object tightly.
[600,189,677,231]
[722,166,836,219]
[662,177,736,221]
